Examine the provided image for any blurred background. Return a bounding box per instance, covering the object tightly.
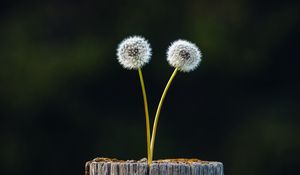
[0,0,300,175]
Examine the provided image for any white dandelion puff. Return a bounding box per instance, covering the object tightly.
[167,39,202,72]
[117,36,152,70]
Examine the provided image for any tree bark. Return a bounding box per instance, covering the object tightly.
[85,158,224,175]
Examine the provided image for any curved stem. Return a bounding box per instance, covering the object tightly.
[138,68,151,165]
[150,68,179,162]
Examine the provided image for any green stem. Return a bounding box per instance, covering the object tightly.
[150,68,179,162]
[138,68,151,165]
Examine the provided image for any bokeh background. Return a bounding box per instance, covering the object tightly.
[1,0,300,175]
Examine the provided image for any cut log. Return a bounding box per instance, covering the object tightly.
[85,158,224,175]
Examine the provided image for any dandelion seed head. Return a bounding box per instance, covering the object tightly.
[117,36,152,70]
[167,39,202,72]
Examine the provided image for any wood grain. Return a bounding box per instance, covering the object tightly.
[86,158,223,175]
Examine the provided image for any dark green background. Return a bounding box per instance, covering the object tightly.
[1,0,299,175]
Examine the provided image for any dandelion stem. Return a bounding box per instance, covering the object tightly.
[150,68,179,162]
[138,68,151,165]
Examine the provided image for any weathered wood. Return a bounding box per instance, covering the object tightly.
[86,158,224,175]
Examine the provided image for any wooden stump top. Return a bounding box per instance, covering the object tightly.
[85,157,224,175]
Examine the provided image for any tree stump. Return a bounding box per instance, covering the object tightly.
[85,158,224,175]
